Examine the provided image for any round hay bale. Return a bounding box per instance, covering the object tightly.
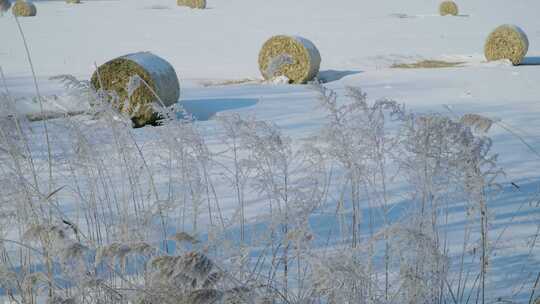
[0,0,12,14]
[484,24,529,65]
[258,35,321,84]
[66,0,81,3]
[90,52,180,127]
[177,0,206,9]
[439,1,458,16]
[12,0,36,17]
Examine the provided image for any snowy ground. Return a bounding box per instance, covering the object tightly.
[1,0,540,302]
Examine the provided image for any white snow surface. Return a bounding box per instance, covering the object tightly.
[1,0,540,302]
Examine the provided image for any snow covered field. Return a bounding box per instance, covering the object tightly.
[1,0,540,303]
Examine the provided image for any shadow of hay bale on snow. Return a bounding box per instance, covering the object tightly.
[91,52,180,128]
[521,57,540,66]
[258,35,321,84]
[179,98,258,121]
[318,70,362,83]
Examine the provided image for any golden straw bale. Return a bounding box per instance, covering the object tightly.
[439,1,458,16]
[90,52,180,127]
[177,0,206,9]
[484,24,529,65]
[12,0,36,17]
[258,35,321,84]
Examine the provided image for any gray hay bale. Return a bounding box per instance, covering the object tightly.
[90,52,180,127]
[439,1,458,16]
[177,0,206,9]
[12,0,36,17]
[258,35,321,84]
[66,0,81,4]
[484,24,529,65]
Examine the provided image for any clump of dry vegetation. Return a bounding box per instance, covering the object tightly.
[391,59,464,69]
[177,0,206,9]
[200,78,261,87]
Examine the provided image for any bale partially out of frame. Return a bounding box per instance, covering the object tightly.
[439,1,458,16]
[12,0,36,17]
[90,52,180,127]
[0,0,12,14]
[66,0,81,4]
[484,24,529,65]
[177,0,206,9]
[258,35,321,84]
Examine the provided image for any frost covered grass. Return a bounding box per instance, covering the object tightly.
[1,68,538,303]
[0,0,11,15]
[1,0,540,303]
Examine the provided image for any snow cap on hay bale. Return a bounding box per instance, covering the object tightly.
[258,35,321,84]
[439,1,458,16]
[90,52,180,127]
[0,0,12,14]
[12,0,36,17]
[177,0,206,9]
[484,24,529,65]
